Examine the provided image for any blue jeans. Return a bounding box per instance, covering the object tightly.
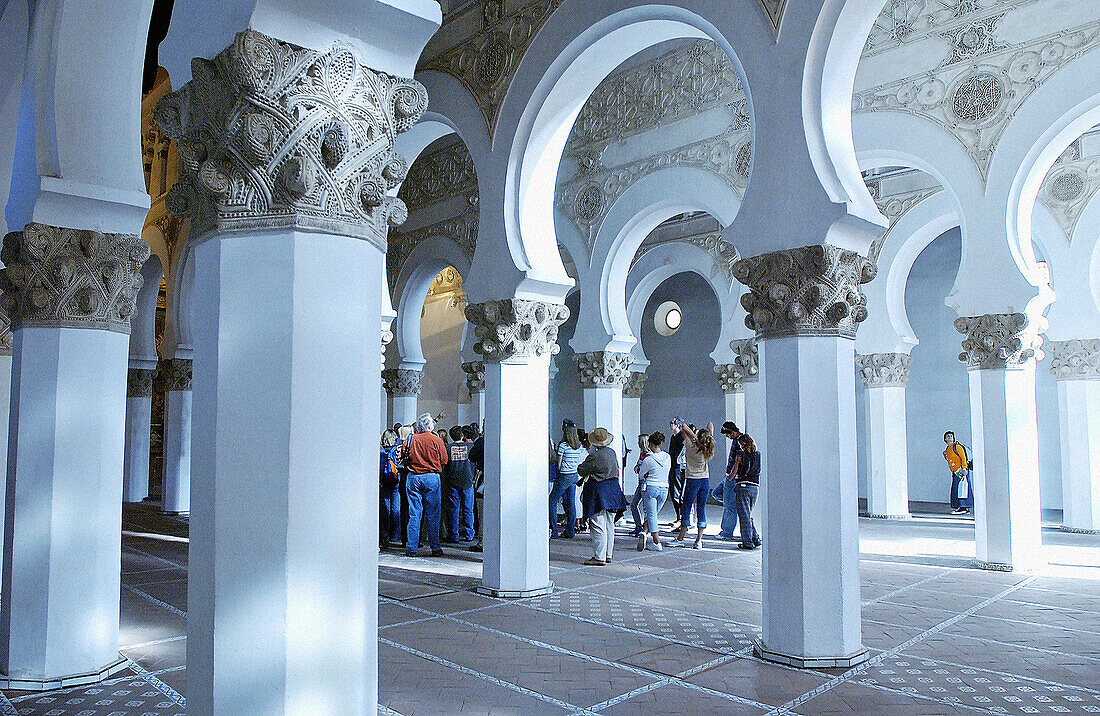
[381,482,402,544]
[950,470,973,509]
[446,483,475,541]
[712,481,739,538]
[735,483,761,547]
[635,485,667,533]
[406,472,442,553]
[681,478,710,529]
[549,472,577,537]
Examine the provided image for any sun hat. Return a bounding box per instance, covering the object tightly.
[588,427,613,447]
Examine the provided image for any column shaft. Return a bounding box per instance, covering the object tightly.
[190,231,381,713]
[123,366,154,503]
[723,390,746,460]
[1057,380,1100,531]
[162,389,192,514]
[864,385,910,518]
[622,395,641,493]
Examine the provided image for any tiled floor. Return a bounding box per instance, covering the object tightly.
[3,504,1099,715]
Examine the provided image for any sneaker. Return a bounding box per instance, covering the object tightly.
[716,532,736,541]
[692,540,703,550]
[431,548,445,557]
[646,539,663,552]
[670,538,686,547]
[583,557,606,566]
[637,534,647,552]
[951,508,966,515]
[469,544,483,553]
[738,543,756,550]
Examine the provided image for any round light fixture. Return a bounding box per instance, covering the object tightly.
[654,301,682,336]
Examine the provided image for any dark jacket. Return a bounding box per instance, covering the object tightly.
[736,450,761,486]
[443,440,476,489]
[578,447,627,518]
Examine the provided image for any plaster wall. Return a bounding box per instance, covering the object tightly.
[857,229,1062,508]
[417,297,465,424]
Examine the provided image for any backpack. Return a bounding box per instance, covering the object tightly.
[380,445,401,488]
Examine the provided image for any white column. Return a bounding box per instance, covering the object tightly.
[737,245,870,668]
[0,224,148,686]
[123,362,156,503]
[0,344,11,611]
[380,311,395,430]
[1048,340,1100,533]
[622,372,645,493]
[856,353,912,519]
[741,340,766,478]
[155,28,430,713]
[161,356,192,514]
[716,363,747,458]
[467,299,568,598]
[383,368,421,426]
[957,314,1045,572]
[575,351,631,467]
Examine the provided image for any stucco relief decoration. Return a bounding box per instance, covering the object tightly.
[731,338,760,383]
[855,1,1100,181]
[623,371,647,399]
[163,358,193,391]
[714,364,745,394]
[954,312,1039,370]
[1047,339,1100,380]
[0,306,11,356]
[0,223,150,334]
[387,213,478,291]
[558,41,750,247]
[856,352,913,387]
[574,351,632,389]
[382,367,422,396]
[399,136,478,215]
[756,0,789,38]
[1036,129,1100,242]
[154,30,427,247]
[127,368,156,398]
[418,0,565,137]
[462,360,486,393]
[862,170,943,264]
[464,299,569,363]
[734,244,876,339]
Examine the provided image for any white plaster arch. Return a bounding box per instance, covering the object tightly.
[856,191,960,355]
[415,70,492,170]
[625,241,742,368]
[0,0,29,236]
[6,0,153,235]
[391,235,471,368]
[1036,195,1100,341]
[129,253,164,362]
[164,243,195,357]
[571,166,740,354]
[392,114,459,196]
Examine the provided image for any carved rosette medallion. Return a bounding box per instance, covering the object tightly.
[714,364,745,395]
[154,30,428,248]
[623,371,647,399]
[733,244,876,339]
[954,313,1038,370]
[464,300,569,363]
[462,361,486,393]
[382,368,422,397]
[162,358,193,392]
[0,224,149,334]
[1047,339,1100,380]
[127,368,156,398]
[573,351,632,389]
[856,353,912,388]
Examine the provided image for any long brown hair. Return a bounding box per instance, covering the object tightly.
[695,428,715,461]
[562,425,581,449]
[738,433,757,453]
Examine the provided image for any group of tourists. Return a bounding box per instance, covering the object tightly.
[379,413,485,557]
[549,416,764,566]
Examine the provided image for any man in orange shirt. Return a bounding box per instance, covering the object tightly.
[405,412,449,556]
[943,430,973,515]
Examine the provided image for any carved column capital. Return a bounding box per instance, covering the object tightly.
[574,351,632,389]
[382,367,421,397]
[162,358,193,391]
[623,371,647,399]
[954,313,1039,370]
[714,364,745,394]
[464,299,569,363]
[0,224,149,334]
[1047,339,1100,380]
[856,352,912,387]
[127,368,156,398]
[731,337,760,384]
[733,244,875,339]
[154,29,428,248]
[462,361,485,393]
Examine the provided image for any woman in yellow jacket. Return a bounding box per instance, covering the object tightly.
[943,431,973,515]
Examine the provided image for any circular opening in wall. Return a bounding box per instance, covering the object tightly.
[654,301,682,336]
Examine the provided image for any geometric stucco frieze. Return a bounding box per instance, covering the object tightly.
[127,367,157,398]
[162,357,193,392]
[734,244,876,340]
[155,29,428,248]
[382,367,422,397]
[954,312,1039,370]
[1047,339,1100,380]
[0,223,150,334]
[856,352,912,387]
[465,299,569,364]
[418,0,565,137]
[0,304,10,356]
[573,351,632,389]
[855,3,1100,183]
[462,360,486,393]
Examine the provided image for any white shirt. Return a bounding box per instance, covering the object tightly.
[637,450,671,490]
